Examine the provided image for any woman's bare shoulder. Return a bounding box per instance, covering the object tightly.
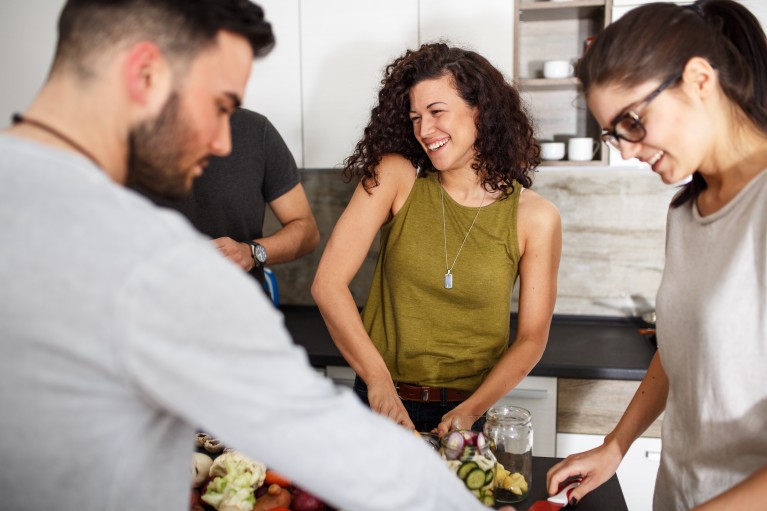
[518,188,561,236]
[373,154,418,209]
[376,154,418,181]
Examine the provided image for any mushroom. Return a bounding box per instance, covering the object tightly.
[191,452,214,488]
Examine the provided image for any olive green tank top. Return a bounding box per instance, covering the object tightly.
[361,172,521,391]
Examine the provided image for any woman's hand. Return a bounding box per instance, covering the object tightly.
[433,408,483,437]
[546,439,623,505]
[366,379,415,430]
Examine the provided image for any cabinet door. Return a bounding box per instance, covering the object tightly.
[325,365,356,390]
[419,0,514,79]
[300,0,418,169]
[556,433,661,511]
[244,0,303,167]
[494,376,557,457]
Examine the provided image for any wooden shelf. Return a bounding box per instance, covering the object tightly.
[521,0,608,9]
[514,0,611,166]
[519,0,611,21]
[540,158,608,167]
[518,77,580,88]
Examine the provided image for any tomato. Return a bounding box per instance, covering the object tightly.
[264,470,292,487]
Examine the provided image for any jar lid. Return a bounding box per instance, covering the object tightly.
[486,405,531,423]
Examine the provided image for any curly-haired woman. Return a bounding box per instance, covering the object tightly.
[312,43,562,435]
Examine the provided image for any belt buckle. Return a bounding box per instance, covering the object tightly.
[422,387,430,401]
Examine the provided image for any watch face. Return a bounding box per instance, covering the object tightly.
[253,243,267,264]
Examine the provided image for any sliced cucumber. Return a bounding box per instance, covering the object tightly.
[457,461,479,480]
[484,469,494,485]
[464,468,488,490]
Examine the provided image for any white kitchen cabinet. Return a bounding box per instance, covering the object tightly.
[244,0,303,166]
[557,432,662,511]
[325,365,356,390]
[300,0,418,168]
[419,0,514,79]
[493,375,558,457]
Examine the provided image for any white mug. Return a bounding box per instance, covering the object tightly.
[567,137,598,161]
[543,60,574,79]
[540,142,565,161]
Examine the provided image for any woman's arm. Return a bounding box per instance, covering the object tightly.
[311,154,417,429]
[694,465,767,510]
[546,351,669,503]
[436,189,562,434]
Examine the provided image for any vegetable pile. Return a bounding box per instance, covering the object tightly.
[189,433,334,511]
[440,430,496,506]
[430,429,530,506]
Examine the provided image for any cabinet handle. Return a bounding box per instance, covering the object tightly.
[645,450,661,462]
[507,388,548,400]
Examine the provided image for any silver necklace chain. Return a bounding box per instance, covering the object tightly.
[441,184,487,289]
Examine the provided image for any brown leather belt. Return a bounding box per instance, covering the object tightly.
[394,382,472,403]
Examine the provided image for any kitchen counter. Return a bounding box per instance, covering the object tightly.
[279,305,656,381]
[506,457,627,511]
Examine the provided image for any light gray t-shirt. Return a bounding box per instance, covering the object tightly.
[0,135,488,511]
[654,169,767,509]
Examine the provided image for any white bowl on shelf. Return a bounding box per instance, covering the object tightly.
[540,142,566,161]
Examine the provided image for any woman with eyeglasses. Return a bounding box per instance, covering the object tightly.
[546,1,767,510]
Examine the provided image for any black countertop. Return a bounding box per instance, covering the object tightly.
[505,457,627,511]
[280,305,656,381]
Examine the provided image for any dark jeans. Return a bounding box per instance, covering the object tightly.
[353,376,485,433]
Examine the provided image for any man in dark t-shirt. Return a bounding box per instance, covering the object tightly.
[134,108,319,288]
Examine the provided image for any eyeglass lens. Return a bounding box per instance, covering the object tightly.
[616,114,644,141]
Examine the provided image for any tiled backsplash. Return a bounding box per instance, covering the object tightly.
[265,168,678,317]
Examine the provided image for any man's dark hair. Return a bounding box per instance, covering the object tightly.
[52,0,274,79]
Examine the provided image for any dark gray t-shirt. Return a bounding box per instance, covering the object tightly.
[135,109,300,284]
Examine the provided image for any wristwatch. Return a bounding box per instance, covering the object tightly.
[247,241,267,268]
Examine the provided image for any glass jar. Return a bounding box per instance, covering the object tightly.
[483,405,533,504]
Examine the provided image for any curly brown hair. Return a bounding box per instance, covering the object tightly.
[344,42,540,195]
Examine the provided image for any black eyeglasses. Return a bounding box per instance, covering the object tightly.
[601,73,682,150]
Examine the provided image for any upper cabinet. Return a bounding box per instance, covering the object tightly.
[248,0,417,169]
[300,0,418,169]
[514,0,612,166]
[245,0,303,166]
[247,0,515,170]
[419,0,514,80]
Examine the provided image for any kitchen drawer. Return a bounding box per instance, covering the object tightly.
[325,365,356,390]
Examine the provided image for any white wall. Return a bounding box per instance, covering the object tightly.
[0,0,64,128]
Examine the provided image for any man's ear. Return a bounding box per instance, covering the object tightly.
[681,56,718,100]
[123,41,172,114]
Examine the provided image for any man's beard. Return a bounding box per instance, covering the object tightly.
[127,93,204,200]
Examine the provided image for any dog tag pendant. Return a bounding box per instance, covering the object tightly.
[444,271,453,289]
